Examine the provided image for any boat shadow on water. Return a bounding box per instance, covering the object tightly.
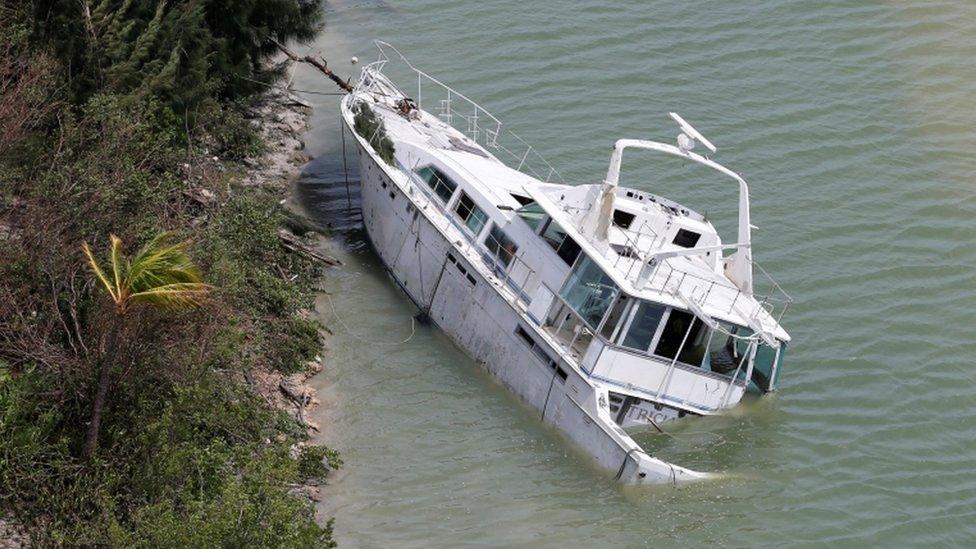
[294,152,364,240]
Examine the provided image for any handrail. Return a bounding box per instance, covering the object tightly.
[603,343,749,385]
[645,258,793,332]
[357,41,565,184]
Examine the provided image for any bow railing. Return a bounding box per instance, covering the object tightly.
[356,40,564,184]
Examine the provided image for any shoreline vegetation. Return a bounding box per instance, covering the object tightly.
[0,1,341,545]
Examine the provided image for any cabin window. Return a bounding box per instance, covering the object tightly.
[515,325,560,376]
[613,210,636,229]
[484,224,518,268]
[621,301,666,352]
[453,191,489,235]
[703,322,743,375]
[672,228,701,248]
[559,256,619,328]
[415,165,457,203]
[510,193,533,206]
[728,328,785,392]
[753,342,785,392]
[540,219,582,266]
[654,309,709,366]
[599,295,630,340]
[515,201,546,232]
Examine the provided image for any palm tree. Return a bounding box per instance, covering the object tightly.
[81,232,209,459]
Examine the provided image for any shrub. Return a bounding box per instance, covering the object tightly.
[353,102,395,165]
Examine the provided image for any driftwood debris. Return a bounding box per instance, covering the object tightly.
[278,229,342,266]
[271,38,353,93]
[181,187,216,206]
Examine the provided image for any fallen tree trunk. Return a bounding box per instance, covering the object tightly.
[271,38,353,93]
[278,229,342,266]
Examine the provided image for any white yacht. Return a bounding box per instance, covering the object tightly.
[339,42,792,484]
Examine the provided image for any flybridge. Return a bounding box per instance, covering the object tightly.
[343,41,792,483]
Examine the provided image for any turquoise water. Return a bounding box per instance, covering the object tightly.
[295,1,976,546]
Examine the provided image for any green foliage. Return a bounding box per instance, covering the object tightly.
[31,0,325,112]
[1,3,338,544]
[83,232,210,313]
[18,93,187,242]
[203,102,266,160]
[266,316,323,374]
[298,445,343,482]
[0,364,338,546]
[354,102,396,165]
[206,190,319,317]
[202,191,323,374]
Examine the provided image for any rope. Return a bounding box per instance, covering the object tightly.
[236,72,347,96]
[325,292,416,345]
[614,447,644,481]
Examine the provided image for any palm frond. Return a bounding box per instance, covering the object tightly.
[82,241,120,303]
[109,234,125,298]
[128,233,204,294]
[127,232,197,290]
[130,282,211,309]
[82,232,210,313]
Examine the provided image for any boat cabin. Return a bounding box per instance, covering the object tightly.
[391,132,788,421]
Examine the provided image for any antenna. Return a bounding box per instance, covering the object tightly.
[669,112,717,154]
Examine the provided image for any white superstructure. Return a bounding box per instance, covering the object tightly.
[339,42,792,484]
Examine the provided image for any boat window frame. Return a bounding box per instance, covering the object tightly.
[557,253,620,330]
[514,201,547,233]
[609,301,754,378]
[482,222,519,269]
[451,190,490,238]
[515,201,584,267]
[597,293,632,342]
[653,309,711,367]
[617,300,669,353]
[414,164,458,204]
[539,217,583,266]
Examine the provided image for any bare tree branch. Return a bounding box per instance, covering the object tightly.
[269,37,353,93]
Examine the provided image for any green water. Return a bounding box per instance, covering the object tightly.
[294,1,976,546]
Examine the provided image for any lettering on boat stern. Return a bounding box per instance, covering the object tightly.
[629,406,675,425]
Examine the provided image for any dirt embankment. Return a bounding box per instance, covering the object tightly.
[242,79,333,477]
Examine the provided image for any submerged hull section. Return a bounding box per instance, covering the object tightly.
[345,113,707,484]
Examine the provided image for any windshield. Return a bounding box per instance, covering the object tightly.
[559,256,619,328]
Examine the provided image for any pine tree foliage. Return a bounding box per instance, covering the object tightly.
[30,0,324,111]
[353,102,396,165]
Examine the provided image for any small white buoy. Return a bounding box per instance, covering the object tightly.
[350,56,359,65]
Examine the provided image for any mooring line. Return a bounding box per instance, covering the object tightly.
[339,120,352,209]
[326,292,416,346]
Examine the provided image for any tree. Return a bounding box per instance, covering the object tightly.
[80,232,209,459]
[30,0,325,111]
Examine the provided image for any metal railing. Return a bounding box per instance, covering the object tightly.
[611,219,663,278]
[356,41,564,184]
[644,257,793,326]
